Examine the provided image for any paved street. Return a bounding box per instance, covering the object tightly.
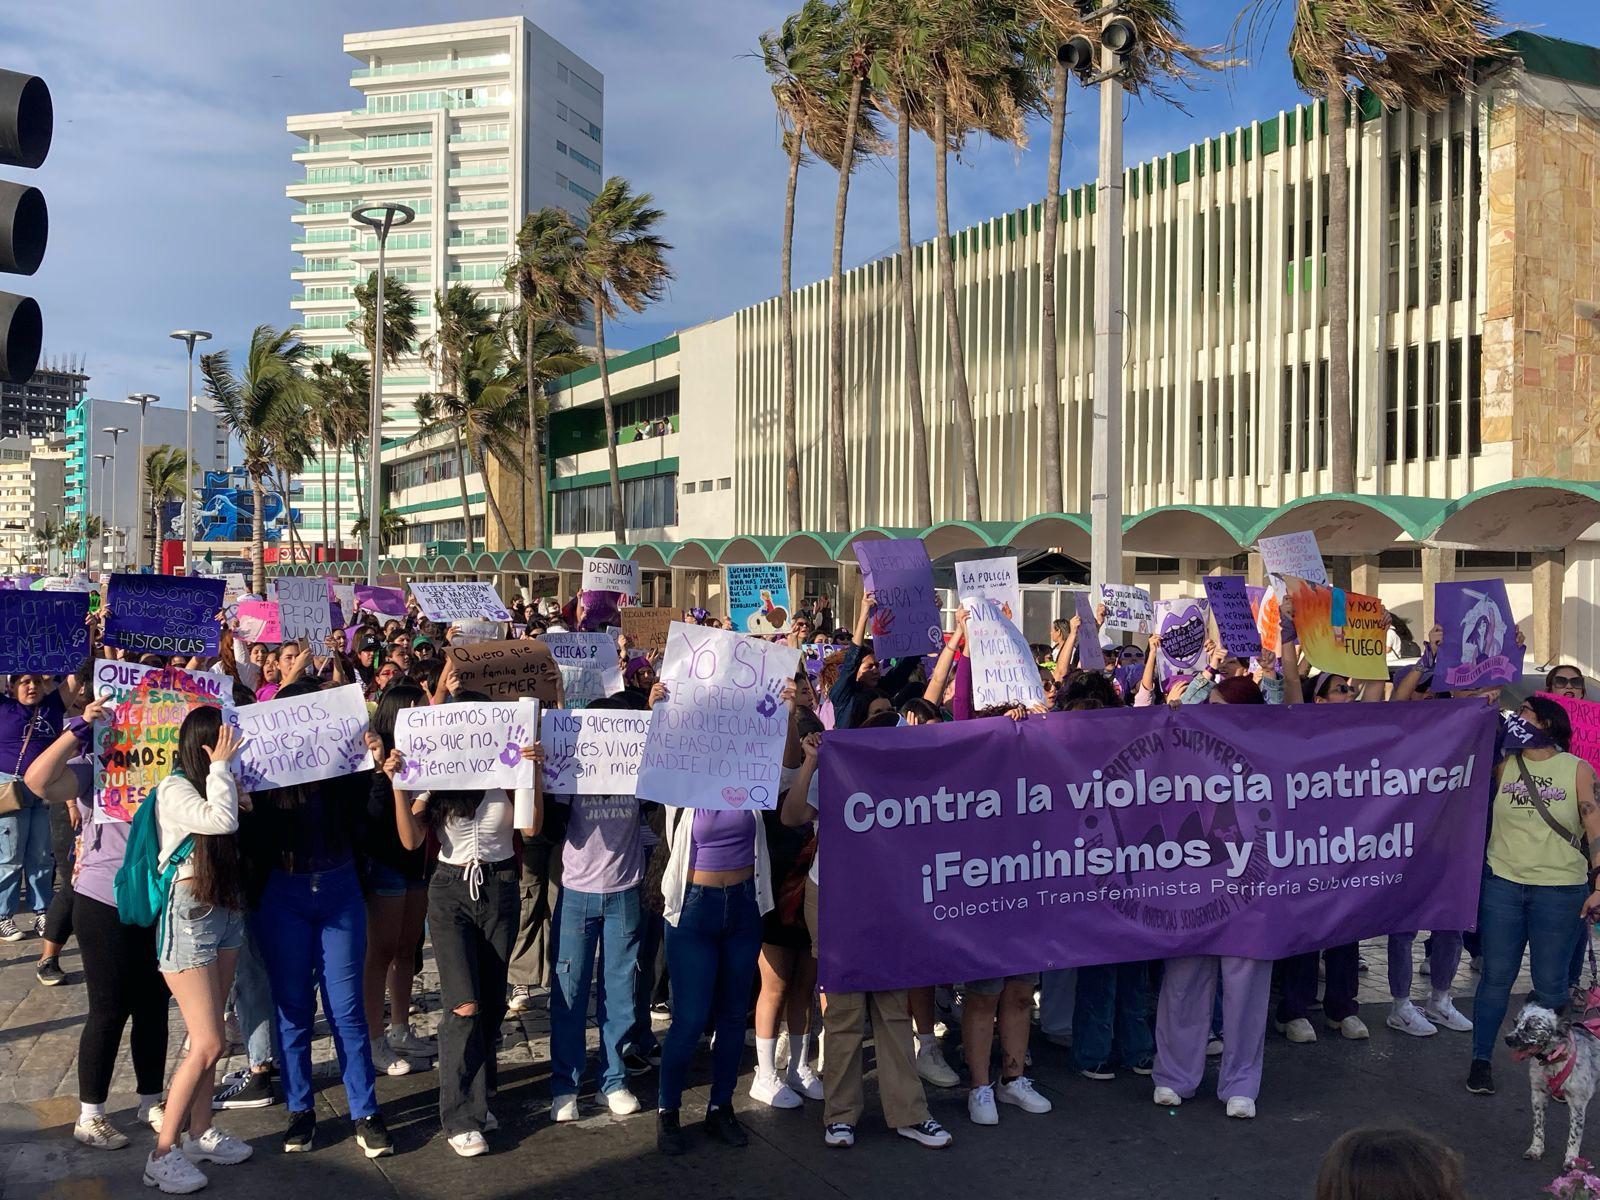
[0,930,1580,1199]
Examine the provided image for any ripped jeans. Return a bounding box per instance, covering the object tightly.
[428,858,518,1136]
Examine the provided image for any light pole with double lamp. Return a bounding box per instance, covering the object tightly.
[93,452,112,573]
[350,201,415,586]
[168,330,211,575]
[101,425,128,569]
[127,392,157,569]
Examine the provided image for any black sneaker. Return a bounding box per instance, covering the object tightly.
[622,1050,653,1076]
[1078,1061,1116,1081]
[355,1114,394,1158]
[1130,1057,1154,1076]
[704,1105,748,1148]
[35,956,64,986]
[214,1069,275,1110]
[657,1109,688,1156]
[283,1109,315,1153]
[0,917,22,942]
[1466,1059,1495,1096]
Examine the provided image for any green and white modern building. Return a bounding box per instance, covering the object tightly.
[286,16,602,555]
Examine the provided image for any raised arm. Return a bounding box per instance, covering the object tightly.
[782,732,821,828]
[923,607,968,704]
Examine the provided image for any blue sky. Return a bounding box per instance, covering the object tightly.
[2,0,1595,417]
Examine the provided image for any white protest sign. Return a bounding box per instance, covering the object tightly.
[330,583,356,624]
[229,682,373,790]
[638,622,800,811]
[539,708,651,795]
[223,573,248,597]
[450,618,505,645]
[964,597,1046,710]
[274,576,333,642]
[581,557,639,600]
[543,631,623,706]
[394,700,539,791]
[1099,583,1155,634]
[955,557,1022,623]
[410,581,512,622]
[1257,530,1329,586]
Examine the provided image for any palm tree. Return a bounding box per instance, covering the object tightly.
[576,176,674,543]
[506,207,588,549]
[141,446,188,576]
[55,518,79,570]
[760,0,848,532]
[1023,0,1208,513]
[1256,0,1499,493]
[32,518,57,573]
[419,285,499,555]
[350,507,409,555]
[328,351,370,548]
[504,311,585,547]
[350,270,420,367]
[918,1,1042,522]
[202,325,316,595]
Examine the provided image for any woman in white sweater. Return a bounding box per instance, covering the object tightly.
[146,706,252,1196]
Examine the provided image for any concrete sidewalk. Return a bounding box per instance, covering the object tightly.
[0,930,1580,1200]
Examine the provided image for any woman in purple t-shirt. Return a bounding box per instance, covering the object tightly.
[24,693,171,1151]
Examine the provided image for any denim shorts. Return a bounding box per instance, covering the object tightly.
[365,858,426,899]
[159,880,245,973]
[964,972,1042,997]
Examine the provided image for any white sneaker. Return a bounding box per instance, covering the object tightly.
[387,1024,435,1058]
[1277,1017,1317,1043]
[896,1119,953,1148]
[1225,1096,1256,1119]
[1152,1087,1182,1107]
[449,1131,488,1157]
[785,1061,824,1102]
[967,1085,998,1126]
[140,1102,165,1134]
[182,1126,254,1165]
[916,1041,960,1088]
[551,1095,580,1123]
[73,1115,129,1150]
[1328,1015,1369,1040]
[1205,1036,1224,1057]
[371,1037,413,1076]
[1424,995,1473,1032]
[1387,999,1438,1038]
[995,1076,1052,1114]
[749,1069,803,1109]
[823,1122,855,1147]
[605,1088,641,1116]
[143,1146,208,1194]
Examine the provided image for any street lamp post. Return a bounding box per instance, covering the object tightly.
[350,202,414,586]
[101,426,128,571]
[128,393,157,570]
[168,330,211,576]
[93,452,112,573]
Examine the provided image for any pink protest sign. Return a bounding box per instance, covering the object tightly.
[1543,692,1600,776]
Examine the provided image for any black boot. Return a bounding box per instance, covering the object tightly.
[657,1109,689,1156]
[704,1105,748,1148]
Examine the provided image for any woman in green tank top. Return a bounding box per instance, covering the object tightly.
[1468,695,1600,1097]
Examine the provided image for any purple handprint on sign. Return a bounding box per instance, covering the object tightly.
[754,677,786,719]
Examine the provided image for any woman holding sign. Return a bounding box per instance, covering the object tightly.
[385,709,543,1159]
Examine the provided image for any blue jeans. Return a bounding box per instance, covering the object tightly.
[1073,961,1154,1070]
[251,862,378,1118]
[658,881,763,1111]
[627,908,665,1055]
[1471,869,1589,1062]
[549,886,643,1099]
[232,925,280,1070]
[0,801,53,918]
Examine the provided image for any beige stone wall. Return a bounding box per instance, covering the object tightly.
[1484,74,1600,477]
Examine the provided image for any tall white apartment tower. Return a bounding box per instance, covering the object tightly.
[286,18,603,557]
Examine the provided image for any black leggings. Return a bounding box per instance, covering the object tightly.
[42,802,75,946]
[75,893,169,1103]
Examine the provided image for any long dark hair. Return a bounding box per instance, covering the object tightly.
[1524,694,1574,752]
[370,683,428,755]
[175,706,245,911]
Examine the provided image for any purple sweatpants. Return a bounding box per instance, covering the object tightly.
[1154,956,1273,1102]
[1387,931,1464,1000]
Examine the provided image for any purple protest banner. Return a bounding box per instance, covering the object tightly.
[104,573,225,656]
[1435,580,1525,690]
[1154,598,1209,687]
[1203,576,1262,659]
[817,699,1494,992]
[854,538,942,660]
[0,590,90,674]
[354,583,406,617]
[1073,591,1105,672]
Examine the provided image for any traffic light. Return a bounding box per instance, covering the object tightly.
[0,68,50,384]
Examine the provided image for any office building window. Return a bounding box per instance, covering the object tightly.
[554,473,677,535]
